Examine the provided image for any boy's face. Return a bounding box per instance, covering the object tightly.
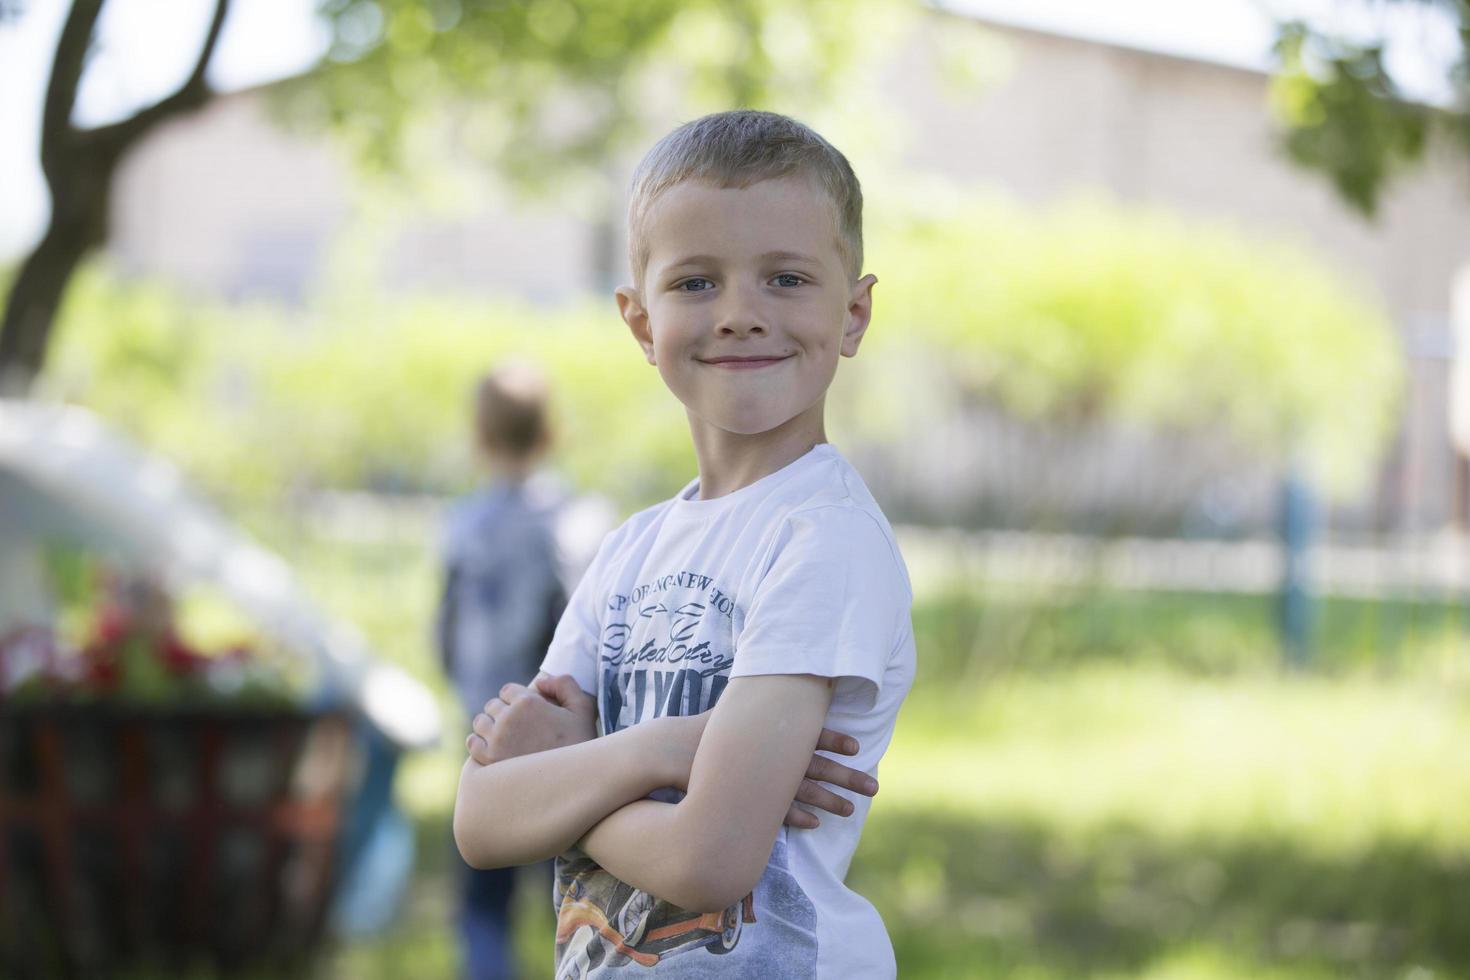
[617,177,876,440]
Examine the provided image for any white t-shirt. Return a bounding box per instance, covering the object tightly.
[540,443,916,980]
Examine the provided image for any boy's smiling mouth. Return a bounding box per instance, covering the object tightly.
[699,354,794,369]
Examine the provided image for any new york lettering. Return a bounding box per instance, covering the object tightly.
[602,665,730,733]
[621,571,728,612]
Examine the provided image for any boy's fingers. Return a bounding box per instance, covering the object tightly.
[484,698,508,720]
[805,754,878,797]
[554,675,585,703]
[465,734,494,765]
[499,682,534,703]
[814,728,859,756]
[782,804,820,829]
[794,778,854,817]
[472,713,494,739]
[536,674,582,706]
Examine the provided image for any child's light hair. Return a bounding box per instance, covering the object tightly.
[627,110,864,285]
[474,359,550,459]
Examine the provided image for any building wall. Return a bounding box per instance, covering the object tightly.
[111,96,349,303]
[110,96,596,304]
[889,14,1470,322]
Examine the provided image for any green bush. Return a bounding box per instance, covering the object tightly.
[867,182,1402,495]
[42,267,691,508]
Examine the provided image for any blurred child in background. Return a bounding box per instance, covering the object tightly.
[436,360,568,980]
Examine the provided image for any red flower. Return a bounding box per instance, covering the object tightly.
[160,634,208,676]
[82,645,120,692]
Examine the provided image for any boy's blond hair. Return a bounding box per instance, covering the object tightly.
[627,110,864,285]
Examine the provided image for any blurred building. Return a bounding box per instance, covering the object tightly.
[105,9,1470,535]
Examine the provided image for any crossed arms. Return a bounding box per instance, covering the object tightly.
[452,671,878,912]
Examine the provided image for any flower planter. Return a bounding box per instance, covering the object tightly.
[0,704,360,976]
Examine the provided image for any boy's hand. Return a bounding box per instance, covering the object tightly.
[465,675,597,765]
[783,727,879,830]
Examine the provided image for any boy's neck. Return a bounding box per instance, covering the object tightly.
[686,401,828,500]
[482,455,539,485]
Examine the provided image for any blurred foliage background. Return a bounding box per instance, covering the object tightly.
[35,182,1400,511]
[5,0,1470,978]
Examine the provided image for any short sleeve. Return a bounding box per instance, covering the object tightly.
[731,505,909,712]
[538,524,621,696]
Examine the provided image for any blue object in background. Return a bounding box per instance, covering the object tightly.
[1279,466,1316,668]
[330,723,417,935]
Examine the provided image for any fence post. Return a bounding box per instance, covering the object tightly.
[1279,464,1315,668]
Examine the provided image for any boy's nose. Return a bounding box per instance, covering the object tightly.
[716,319,768,337]
[713,291,770,337]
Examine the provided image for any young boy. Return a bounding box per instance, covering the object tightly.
[454,110,916,979]
[437,361,568,979]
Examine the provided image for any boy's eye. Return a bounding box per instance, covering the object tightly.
[677,278,714,292]
[772,274,805,287]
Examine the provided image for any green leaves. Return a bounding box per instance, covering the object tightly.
[276,0,911,196]
[1268,12,1448,217]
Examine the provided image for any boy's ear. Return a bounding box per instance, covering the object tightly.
[615,285,656,365]
[840,274,878,358]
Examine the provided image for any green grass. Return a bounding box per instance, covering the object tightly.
[261,529,1470,979]
[888,666,1470,850]
[852,667,1470,980]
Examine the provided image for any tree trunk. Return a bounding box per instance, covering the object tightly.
[0,0,231,396]
[0,143,112,395]
[0,219,97,394]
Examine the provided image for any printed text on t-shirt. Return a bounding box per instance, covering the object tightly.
[599,570,735,734]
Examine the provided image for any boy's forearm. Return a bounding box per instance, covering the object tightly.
[578,798,746,913]
[453,719,685,868]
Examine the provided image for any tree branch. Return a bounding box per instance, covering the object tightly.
[90,0,233,154]
[39,0,105,183]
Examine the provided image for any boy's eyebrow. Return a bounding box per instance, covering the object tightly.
[758,250,824,265]
[663,255,722,271]
[663,250,824,270]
